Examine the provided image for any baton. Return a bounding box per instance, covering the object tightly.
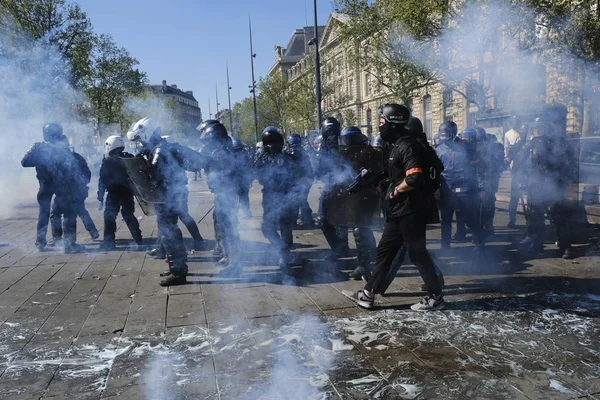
[197,205,215,223]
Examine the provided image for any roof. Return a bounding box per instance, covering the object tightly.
[145,84,197,102]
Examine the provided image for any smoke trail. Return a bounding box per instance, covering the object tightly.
[0,19,89,219]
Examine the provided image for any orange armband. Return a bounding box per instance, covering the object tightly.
[406,168,422,175]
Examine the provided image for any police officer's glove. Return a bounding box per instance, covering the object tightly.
[98,201,103,211]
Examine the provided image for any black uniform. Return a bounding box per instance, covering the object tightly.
[288,141,314,227]
[205,140,243,272]
[365,131,442,297]
[22,141,60,249]
[515,131,574,255]
[232,144,253,218]
[151,138,190,280]
[97,151,143,249]
[52,151,98,240]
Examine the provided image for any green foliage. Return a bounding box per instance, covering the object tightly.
[82,34,147,132]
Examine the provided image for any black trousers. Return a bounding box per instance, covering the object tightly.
[298,183,313,224]
[75,197,97,235]
[104,190,142,245]
[214,190,241,263]
[36,183,54,246]
[261,192,295,262]
[365,211,442,297]
[172,186,203,243]
[440,190,485,247]
[155,203,188,275]
[237,183,251,214]
[50,195,77,246]
[526,193,571,250]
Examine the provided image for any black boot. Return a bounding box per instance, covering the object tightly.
[159,274,187,286]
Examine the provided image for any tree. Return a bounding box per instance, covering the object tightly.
[0,0,94,86]
[82,34,147,134]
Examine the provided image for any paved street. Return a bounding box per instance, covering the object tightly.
[0,174,599,400]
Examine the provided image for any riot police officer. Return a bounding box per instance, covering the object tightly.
[314,117,351,259]
[475,128,494,237]
[288,134,314,228]
[21,123,84,253]
[200,122,244,276]
[255,127,302,271]
[436,124,486,255]
[515,119,574,258]
[343,104,444,311]
[127,117,191,286]
[232,139,253,219]
[97,135,143,250]
[338,126,378,280]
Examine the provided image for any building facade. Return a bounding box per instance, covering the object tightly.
[273,13,599,141]
[144,80,202,134]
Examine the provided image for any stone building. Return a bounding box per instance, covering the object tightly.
[272,13,599,141]
[144,80,202,134]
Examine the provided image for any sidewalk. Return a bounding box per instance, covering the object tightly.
[0,178,598,399]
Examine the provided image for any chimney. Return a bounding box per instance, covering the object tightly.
[171,84,177,89]
[162,80,167,90]
[185,90,193,96]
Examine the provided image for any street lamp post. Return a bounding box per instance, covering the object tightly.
[208,96,212,119]
[226,62,234,137]
[249,16,259,144]
[313,0,322,129]
[215,85,220,116]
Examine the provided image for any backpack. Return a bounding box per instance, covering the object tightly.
[416,138,444,193]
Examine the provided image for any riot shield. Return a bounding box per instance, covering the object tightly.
[120,156,165,216]
[322,145,385,227]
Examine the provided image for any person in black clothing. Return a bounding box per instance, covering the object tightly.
[342,104,444,311]
[51,141,99,241]
[199,122,244,276]
[22,123,85,253]
[436,125,486,255]
[232,139,253,219]
[255,127,303,271]
[288,134,314,228]
[97,135,143,250]
[315,117,351,259]
[127,117,193,286]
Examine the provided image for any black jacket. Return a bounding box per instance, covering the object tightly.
[384,134,436,219]
[98,152,134,201]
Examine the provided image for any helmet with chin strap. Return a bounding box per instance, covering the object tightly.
[262,126,284,154]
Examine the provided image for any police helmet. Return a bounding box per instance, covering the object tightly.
[407,117,425,140]
[262,126,284,154]
[43,122,63,143]
[371,134,384,148]
[320,117,341,140]
[340,126,368,146]
[200,122,229,142]
[438,121,458,140]
[487,134,497,143]
[232,139,243,151]
[460,128,477,143]
[475,127,487,141]
[288,134,302,146]
[377,104,410,125]
[196,119,220,134]
[105,135,125,155]
[127,117,161,143]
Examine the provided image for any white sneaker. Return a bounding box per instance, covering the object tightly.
[342,290,374,309]
[411,295,445,311]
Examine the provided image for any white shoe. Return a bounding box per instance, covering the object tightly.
[342,290,374,309]
[411,295,445,311]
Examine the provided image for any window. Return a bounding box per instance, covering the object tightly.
[466,84,480,127]
[423,95,432,139]
[366,108,373,135]
[365,74,372,97]
[348,79,354,99]
[443,89,454,122]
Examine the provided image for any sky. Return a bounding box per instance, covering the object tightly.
[77,0,336,120]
